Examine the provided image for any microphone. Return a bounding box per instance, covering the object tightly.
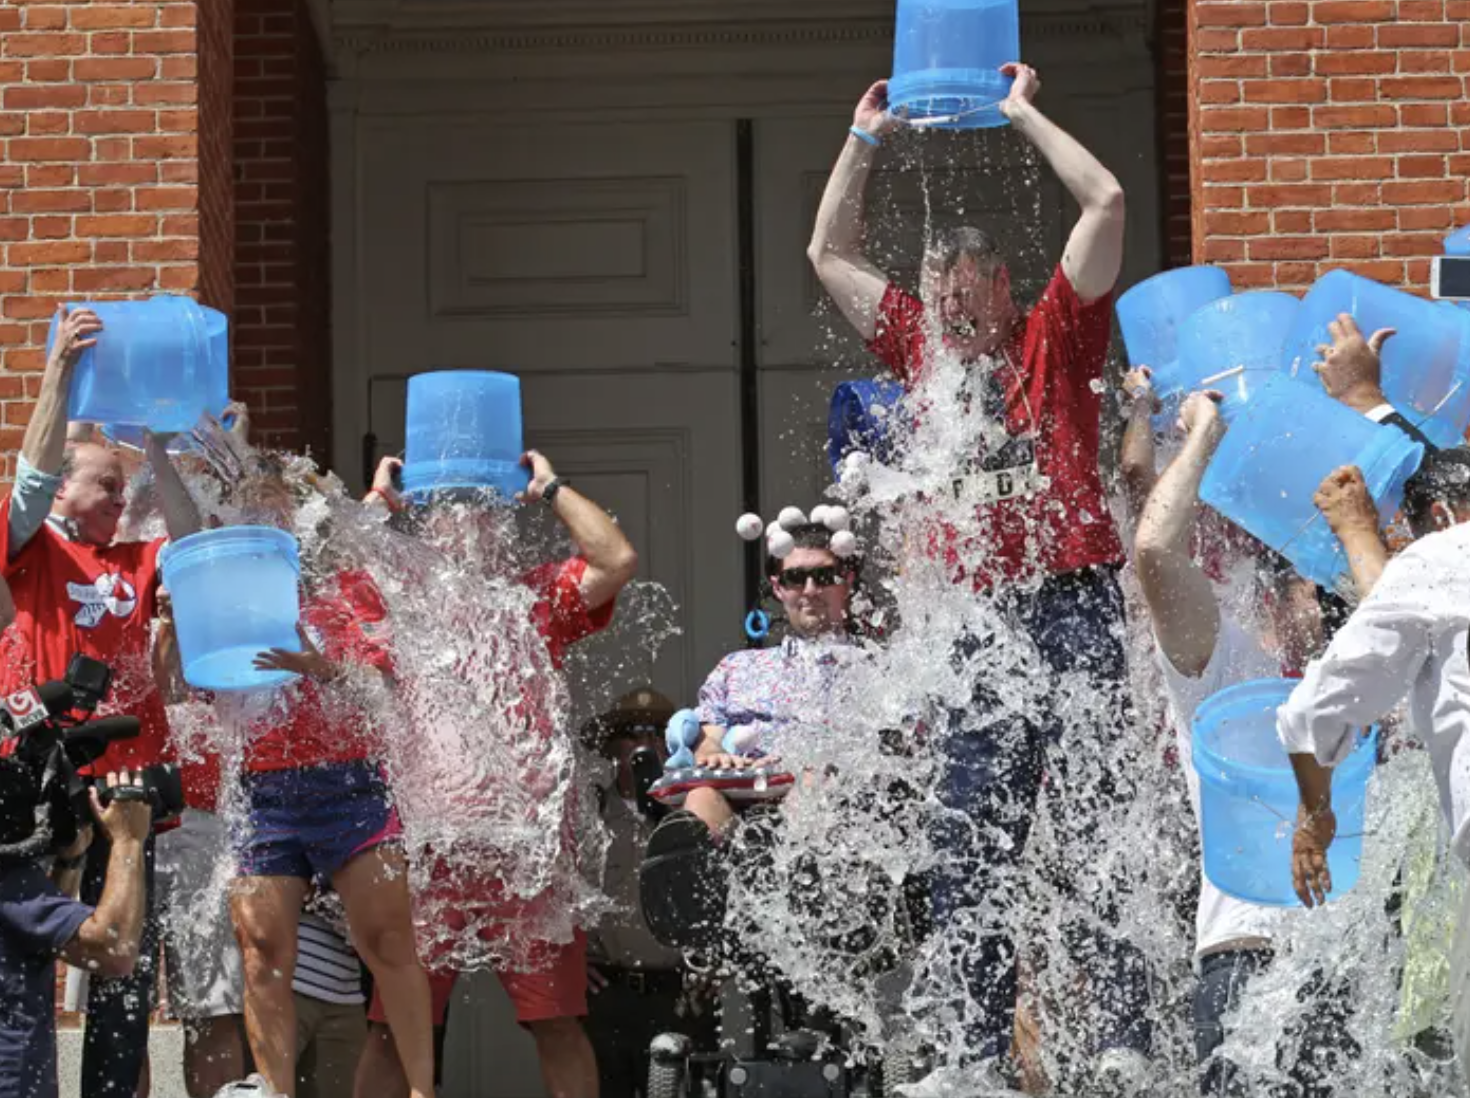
[61,716,142,769]
[36,681,76,717]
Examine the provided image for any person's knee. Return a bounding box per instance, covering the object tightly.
[352,917,419,971]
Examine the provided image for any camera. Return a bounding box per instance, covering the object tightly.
[0,655,184,863]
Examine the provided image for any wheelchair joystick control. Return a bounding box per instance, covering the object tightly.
[729,1066,749,1086]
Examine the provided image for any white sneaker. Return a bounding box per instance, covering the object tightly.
[894,1061,1023,1098]
[1092,1047,1153,1096]
[212,1076,283,1098]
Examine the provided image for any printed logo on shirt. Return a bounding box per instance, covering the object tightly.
[66,573,138,629]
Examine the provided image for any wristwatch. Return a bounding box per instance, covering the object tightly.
[542,477,569,505]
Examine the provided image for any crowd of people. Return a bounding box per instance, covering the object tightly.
[1,59,1469,1098]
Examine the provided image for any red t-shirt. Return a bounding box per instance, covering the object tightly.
[867,264,1125,589]
[522,557,615,668]
[244,569,395,773]
[0,499,170,773]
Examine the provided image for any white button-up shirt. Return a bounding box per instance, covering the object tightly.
[1277,522,1470,865]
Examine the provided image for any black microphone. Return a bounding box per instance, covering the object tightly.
[61,716,142,769]
[36,681,76,717]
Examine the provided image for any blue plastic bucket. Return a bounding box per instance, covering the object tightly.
[1193,678,1377,906]
[1117,266,1234,374]
[160,526,302,693]
[1173,291,1299,420]
[828,379,906,474]
[1201,373,1424,590]
[401,371,531,503]
[889,0,1019,129]
[54,296,228,434]
[1445,224,1470,257]
[1285,269,1470,449]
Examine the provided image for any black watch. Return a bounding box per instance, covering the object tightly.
[542,477,569,505]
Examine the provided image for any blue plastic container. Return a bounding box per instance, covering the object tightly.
[889,0,1019,129]
[400,370,531,503]
[52,296,229,434]
[160,526,302,693]
[1117,266,1234,375]
[1445,224,1470,257]
[1172,291,1299,419]
[828,379,906,474]
[1193,678,1377,906]
[1201,373,1424,590]
[1285,269,1470,449]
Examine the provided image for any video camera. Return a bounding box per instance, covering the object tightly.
[0,654,184,863]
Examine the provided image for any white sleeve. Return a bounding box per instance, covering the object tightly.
[1277,546,1438,765]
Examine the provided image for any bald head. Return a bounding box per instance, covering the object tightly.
[55,443,126,546]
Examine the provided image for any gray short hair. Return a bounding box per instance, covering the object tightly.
[927,226,1004,276]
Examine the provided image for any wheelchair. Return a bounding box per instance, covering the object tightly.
[632,749,928,1098]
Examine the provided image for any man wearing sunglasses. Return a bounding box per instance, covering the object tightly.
[679,525,862,837]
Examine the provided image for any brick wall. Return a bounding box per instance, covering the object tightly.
[0,1,212,478]
[232,0,331,457]
[1191,0,1470,293]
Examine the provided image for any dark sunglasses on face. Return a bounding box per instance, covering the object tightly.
[775,565,846,591]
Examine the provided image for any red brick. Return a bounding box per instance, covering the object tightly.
[3,32,87,57]
[1314,0,1395,20]
[133,238,198,262]
[1330,260,1407,284]
[72,267,157,293]
[89,85,132,107]
[1399,206,1455,229]
[1329,77,1380,101]
[1327,132,1378,153]
[2,85,86,110]
[31,216,73,239]
[7,241,91,265]
[133,134,196,160]
[132,30,196,54]
[1379,129,1459,152]
[1379,24,1460,49]
[1201,135,1244,158]
[1200,106,1271,132]
[92,189,130,213]
[135,186,197,211]
[1334,182,1383,204]
[1200,185,1244,212]
[1203,238,1246,262]
[1270,1,1310,22]
[76,214,156,237]
[1229,263,1277,288]
[1271,159,1310,181]
[1197,29,1241,50]
[157,265,197,291]
[1249,236,1329,260]
[94,240,128,262]
[1245,131,1326,155]
[1313,52,1397,76]
[1402,51,1454,74]
[135,83,197,106]
[1313,156,1396,179]
[70,5,160,29]
[1274,210,1314,232]
[1271,106,1312,128]
[1199,55,1269,77]
[77,162,155,186]
[161,5,196,28]
[74,110,155,135]
[1400,0,1447,15]
[1314,104,1397,127]
[1244,78,1328,102]
[1241,26,1324,49]
[26,59,72,82]
[1269,52,1314,76]
[1325,25,1375,49]
[1383,232,1449,255]
[1201,82,1243,104]
[26,164,72,187]
[8,137,89,162]
[1210,159,1270,182]
[1402,103,1450,125]
[1330,235,1384,259]
[1246,183,1334,207]
[27,112,70,136]
[1382,179,1466,204]
[74,58,157,81]
[90,32,135,56]
[1204,211,1272,234]
[1397,154,1448,177]
[1381,77,1464,99]
[18,7,63,30]
[1197,1,1266,24]
[158,109,197,133]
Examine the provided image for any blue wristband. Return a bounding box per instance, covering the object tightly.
[849,125,880,147]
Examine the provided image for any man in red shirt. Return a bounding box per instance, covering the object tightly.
[809,66,1148,1093]
[355,450,637,1098]
[0,305,203,1097]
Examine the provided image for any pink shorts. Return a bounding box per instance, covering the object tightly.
[368,929,588,1026]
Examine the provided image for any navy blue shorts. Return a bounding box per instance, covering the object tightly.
[234,760,399,881]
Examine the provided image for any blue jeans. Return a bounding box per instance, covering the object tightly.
[1195,950,1356,1097]
[930,565,1151,1061]
[79,831,158,1098]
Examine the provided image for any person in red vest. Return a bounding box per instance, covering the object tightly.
[808,65,1149,1094]
[0,305,203,1098]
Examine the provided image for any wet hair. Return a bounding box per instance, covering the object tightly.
[765,524,862,585]
[1403,446,1470,537]
[927,226,1005,277]
[58,448,77,481]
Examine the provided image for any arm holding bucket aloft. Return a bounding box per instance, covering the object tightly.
[998,63,1125,304]
[1313,314,1394,415]
[519,450,639,613]
[142,430,202,541]
[806,81,896,342]
[23,306,102,477]
[1315,465,1388,599]
[363,456,405,514]
[1135,391,1226,678]
[1119,366,1160,524]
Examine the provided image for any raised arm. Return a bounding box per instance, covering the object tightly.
[806,81,897,342]
[1314,466,1389,600]
[519,450,637,613]
[1135,392,1226,677]
[23,307,101,476]
[143,432,202,542]
[1119,367,1160,525]
[999,64,1125,303]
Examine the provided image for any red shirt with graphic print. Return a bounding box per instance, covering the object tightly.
[0,498,168,774]
[868,264,1125,590]
[244,568,395,773]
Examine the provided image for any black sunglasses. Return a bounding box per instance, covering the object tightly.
[775,565,846,591]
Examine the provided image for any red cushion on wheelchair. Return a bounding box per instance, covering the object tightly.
[648,766,795,807]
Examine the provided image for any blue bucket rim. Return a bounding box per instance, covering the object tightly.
[1116,264,1233,313]
[161,525,301,574]
[408,368,523,389]
[1192,676,1376,780]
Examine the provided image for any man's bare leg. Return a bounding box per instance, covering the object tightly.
[528,1016,599,1098]
[352,1023,408,1098]
[183,1015,249,1097]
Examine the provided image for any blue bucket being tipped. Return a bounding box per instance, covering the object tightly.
[401,371,531,504]
[888,0,1020,130]
[1193,678,1376,907]
[1173,291,1300,420]
[54,296,228,434]
[160,526,302,693]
